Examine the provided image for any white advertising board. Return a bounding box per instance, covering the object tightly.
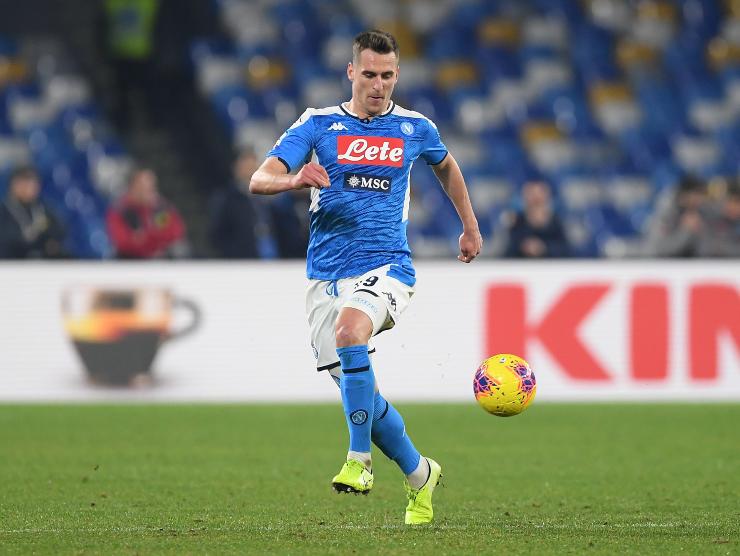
[0,261,738,402]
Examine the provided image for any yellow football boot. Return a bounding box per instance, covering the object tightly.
[331,459,373,495]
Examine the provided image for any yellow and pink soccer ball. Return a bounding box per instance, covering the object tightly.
[473,354,537,416]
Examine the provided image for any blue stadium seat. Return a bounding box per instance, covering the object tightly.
[677,0,721,40]
[619,129,673,172]
[0,34,19,57]
[399,86,453,124]
[209,84,267,131]
[425,26,477,61]
[571,24,620,82]
[476,47,523,92]
[530,0,584,24]
[450,0,495,29]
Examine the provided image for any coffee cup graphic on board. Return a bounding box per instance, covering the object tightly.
[61,287,200,386]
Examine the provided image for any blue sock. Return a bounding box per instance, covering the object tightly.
[337,345,375,453]
[371,391,421,475]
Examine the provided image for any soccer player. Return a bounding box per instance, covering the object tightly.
[250,30,482,524]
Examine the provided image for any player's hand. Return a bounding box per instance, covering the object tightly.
[458,228,482,263]
[291,162,330,190]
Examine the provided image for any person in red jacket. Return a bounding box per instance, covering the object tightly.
[107,167,188,258]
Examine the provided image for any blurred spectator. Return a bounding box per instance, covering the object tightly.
[107,168,187,259]
[503,181,571,258]
[0,166,67,259]
[208,148,259,258]
[216,147,309,259]
[265,190,310,259]
[702,180,740,258]
[644,176,717,257]
[101,0,161,130]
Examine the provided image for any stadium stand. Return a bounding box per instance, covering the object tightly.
[1,0,738,259]
[0,34,130,258]
[193,0,740,258]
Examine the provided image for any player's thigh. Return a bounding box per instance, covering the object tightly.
[335,306,374,345]
[306,280,342,371]
[341,267,414,337]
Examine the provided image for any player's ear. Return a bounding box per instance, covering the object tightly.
[347,62,354,82]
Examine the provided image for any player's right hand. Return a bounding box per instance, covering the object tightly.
[291,162,331,190]
[458,228,482,263]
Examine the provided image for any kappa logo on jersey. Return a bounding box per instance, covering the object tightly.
[343,172,391,193]
[327,122,348,131]
[337,136,404,167]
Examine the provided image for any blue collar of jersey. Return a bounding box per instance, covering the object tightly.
[340,101,395,122]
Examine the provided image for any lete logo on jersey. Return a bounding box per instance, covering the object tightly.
[337,136,404,167]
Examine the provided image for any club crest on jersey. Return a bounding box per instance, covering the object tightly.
[337,136,404,167]
[400,122,414,135]
[343,172,391,193]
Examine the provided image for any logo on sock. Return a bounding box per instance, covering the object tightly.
[350,409,368,425]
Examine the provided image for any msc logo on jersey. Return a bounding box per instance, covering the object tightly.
[343,172,391,193]
[337,136,404,167]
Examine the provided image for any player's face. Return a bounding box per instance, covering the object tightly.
[348,48,398,117]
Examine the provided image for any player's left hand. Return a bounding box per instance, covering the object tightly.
[458,229,482,263]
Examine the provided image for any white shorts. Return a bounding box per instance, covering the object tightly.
[306,264,415,374]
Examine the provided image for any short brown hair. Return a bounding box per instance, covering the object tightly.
[9,165,38,185]
[352,30,399,63]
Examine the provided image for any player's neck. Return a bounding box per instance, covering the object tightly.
[345,99,393,121]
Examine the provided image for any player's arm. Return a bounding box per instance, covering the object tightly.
[250,157,330,195]
[432,153,483,263]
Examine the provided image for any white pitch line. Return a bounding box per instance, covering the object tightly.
[0,522,729,535]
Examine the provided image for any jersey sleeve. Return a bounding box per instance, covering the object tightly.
[419,119,448,165]
[267,109,316,172]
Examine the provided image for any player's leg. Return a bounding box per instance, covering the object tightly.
[307,280,375,494]
[328,366,422,480]
[331,307,376,493]
[370,385,442,525]
[340,269,442,522]
[370,391,425,484]
[328,364,442,522]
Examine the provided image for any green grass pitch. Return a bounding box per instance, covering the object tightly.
[1,403,738,554]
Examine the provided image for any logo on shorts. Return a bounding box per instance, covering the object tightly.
[349,296,378,314]
[343,172,391,193]
[350,409,368,425]
[311,341,319,360]
[382,291,397,311]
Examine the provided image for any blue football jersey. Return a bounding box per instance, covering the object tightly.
[267,101,448,284]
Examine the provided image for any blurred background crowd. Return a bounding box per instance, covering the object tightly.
[0,0,738,260]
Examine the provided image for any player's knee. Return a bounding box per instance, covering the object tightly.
[334,322,368,347]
